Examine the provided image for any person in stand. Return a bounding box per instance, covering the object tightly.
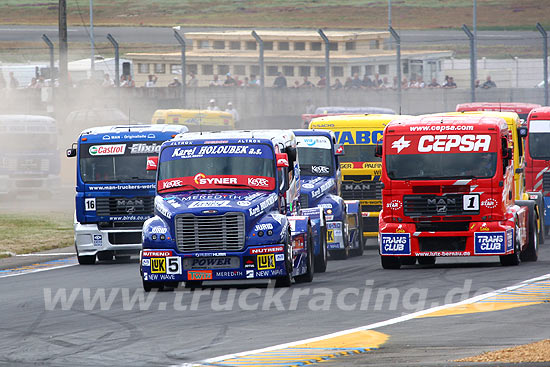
[362,75,374,88]
[427,77,440,88]
[225,102,240,122]
[102,73,114,87]
[27,77,38,88]
[316,76,326,88]
[372,73,383,88]
[300,76,314,88]
[168,77,182,87]
[273,72,287,88]
[344,77,353,89]
[249,74,260,87]
[351,73,362,89]
[481,75,497,89]
[442,76,457,88]
[209,74,222,87]
[223,73,236,87]
[207,98,220,111]
[187,72,198,87]
[331,78,343,90]
[145,74,157,87]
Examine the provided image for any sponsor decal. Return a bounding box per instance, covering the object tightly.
[255,269,285,277]
[326,229,335,243]
[246,269,254,278]
[143,250,173,257]
[275,254,285,262]
[187,270,213,280]
[474,232,506,254]
[254,223,274,231]
[479,222,490,231]
[215,270,244,277]
[296,136,332,149]
[248,193,278,217]
[194,173,238,186]
[302,183,314,189]
[88,183,155,191]
[392,136,411,153]
[250,246,284,255]
[190,257,232,268]
[151,258,166,273]
[141,259,150,266]
[363,162,382,169]
[380,233,411,255]
[386,200,403,210]
[481,198,498,209]
[171,147,198,158]
[166,257,182,274]
[311,179,335,199]
[89,144,126,156]
[147,273,176,281]
[327,222,341,230]
[248,177,270,188]
[193,252,227,257]
[334,130,384,145]
[85,198,96,212]
[93,234,102,246]
[311,165,330,174]
[160,178,183,191]
[130,143,161,154]
[277,157,289,167]
[506,228,514,251]
[417,251,471,257]
[155,199,173,219]
[237,200,251,206]
[243,256,256,269]
[396,224,406,233]
[151,226,167,234]
[188,200,230,208]
[257,254,275,270]
[418,134,491,152]
[146,157,158,170]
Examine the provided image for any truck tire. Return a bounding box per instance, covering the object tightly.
[418,256,436,265]
[295,225,314,283]
[78,255,96,265]
[351,215,364,257]
[528,192,545,245]
[314,225,328,273]
[520,204,539,262]
[381,256,401,269]
[500,225,521,266]
[275,232,293,287]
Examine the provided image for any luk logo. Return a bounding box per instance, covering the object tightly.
[257,254,275,270]
[151,258,166,273]
[187,270,213,280]
[474,232,505,254]
[380,233,411,255]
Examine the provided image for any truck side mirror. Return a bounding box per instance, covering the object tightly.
[146,156,158,171]
[375,145,383,158]
[66,143,77,157]
[335,144,345,156]
[517,126,528,138]
[276,153,289,168]
[503,148,513,160]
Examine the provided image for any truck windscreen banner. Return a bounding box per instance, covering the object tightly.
[386,134,496,155]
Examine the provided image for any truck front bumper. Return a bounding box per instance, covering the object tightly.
[75,222,142,256]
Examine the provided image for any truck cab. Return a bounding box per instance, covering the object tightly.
[140,130,315,290]
[67,124,188,264]
[456,102,541,124]
[378,115,539,269]
[294,129,362,265]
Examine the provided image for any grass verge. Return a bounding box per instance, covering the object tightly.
[0,213,73,256]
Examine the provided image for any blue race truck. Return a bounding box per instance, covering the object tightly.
[140,130,316,290]
[294,129,363,265]
[0,115,60,197]
[66,124,188,265]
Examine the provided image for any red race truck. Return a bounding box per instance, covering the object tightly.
[377,114,539,269]
[456,102,541,124]
[525,106,550,235]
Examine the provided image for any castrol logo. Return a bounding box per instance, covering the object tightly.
[418,134,491,152]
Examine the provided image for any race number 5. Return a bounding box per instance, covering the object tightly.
[85,198,96,211]
[463,194,479,211]
[167,257,181,274]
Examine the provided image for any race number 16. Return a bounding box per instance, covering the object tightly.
[85,198,96,211]
[463,194,479,211]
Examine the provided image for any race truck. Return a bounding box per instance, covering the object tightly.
[66,124,189,265]
[0,115,60,197]
[309,114,404,239]
[301,106,396,128]
[140,130,316,290]
[525,106,550,235]
[456,102,541,124]
[294,129,363,264]
[377,114,540,269]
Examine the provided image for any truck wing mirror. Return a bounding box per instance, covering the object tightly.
[503,148,513,159]
[335,144,345,156]
[147,156,159,171]
[517,126,528,138]
[276,153,289,167]
[66,143,77,157]
[375,145,383,158]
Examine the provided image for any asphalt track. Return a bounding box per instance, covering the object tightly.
[1,239,549,367]
[0,25,541,49]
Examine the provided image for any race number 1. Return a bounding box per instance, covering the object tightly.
[463,194,479,211]
[85,198,96,211]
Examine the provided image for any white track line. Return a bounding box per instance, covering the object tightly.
[0,263,78,279]
[198,272,550,365]
[13,253,76,257]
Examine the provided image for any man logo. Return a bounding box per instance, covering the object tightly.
[151,258,166,273]
[257,254,275,270]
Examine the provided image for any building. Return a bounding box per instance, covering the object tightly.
[125,30,453,87]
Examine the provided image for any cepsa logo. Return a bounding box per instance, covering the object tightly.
[89,144,126,156]
[418,134,491,152]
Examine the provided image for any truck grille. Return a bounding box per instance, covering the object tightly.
[96,197,154,217]
[342,180,382,200]
[108,232,142,245]
[543,173,550,192]
[175,213,245,252]
[419,237,467,252]
[362,204,382,212]
[403,195,477,217]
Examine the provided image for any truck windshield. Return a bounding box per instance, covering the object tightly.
[296,135,333,176]
[338,145,381,163]
[528,120,550,159]
[158,143,275,192]
[79,142,161,183]
[386,152,497,180]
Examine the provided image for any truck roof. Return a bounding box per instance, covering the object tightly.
[293,129,335,140]
[172,129,296,148]
[309,113,403,128]
[387,114,509,134]
[456,102,541,114]
[80,124,188,136]
[0,114,56,125]
[528,106,550,119]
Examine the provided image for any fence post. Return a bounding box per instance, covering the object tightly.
[536,23,548,106]
[462,24,476,102]
[173,29,187,108]
[106,34,120,88]
[41,34,55,113]
[389,27,401,113]
[318,29,331,106]
[251,30,265,117]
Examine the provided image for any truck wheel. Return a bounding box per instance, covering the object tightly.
[78,255,96,265]
[275,233,293,287]
[500,226,521,266]
[418,256,436,265]
[381,256,401,269]
[330,220,350,260]
[295,225,314,283]
[314,225,328,273]
[143,279,154,292]
[351,216,364,257]
[400,256,417,265]
[97,251,113,261]
[520,206,539,262]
